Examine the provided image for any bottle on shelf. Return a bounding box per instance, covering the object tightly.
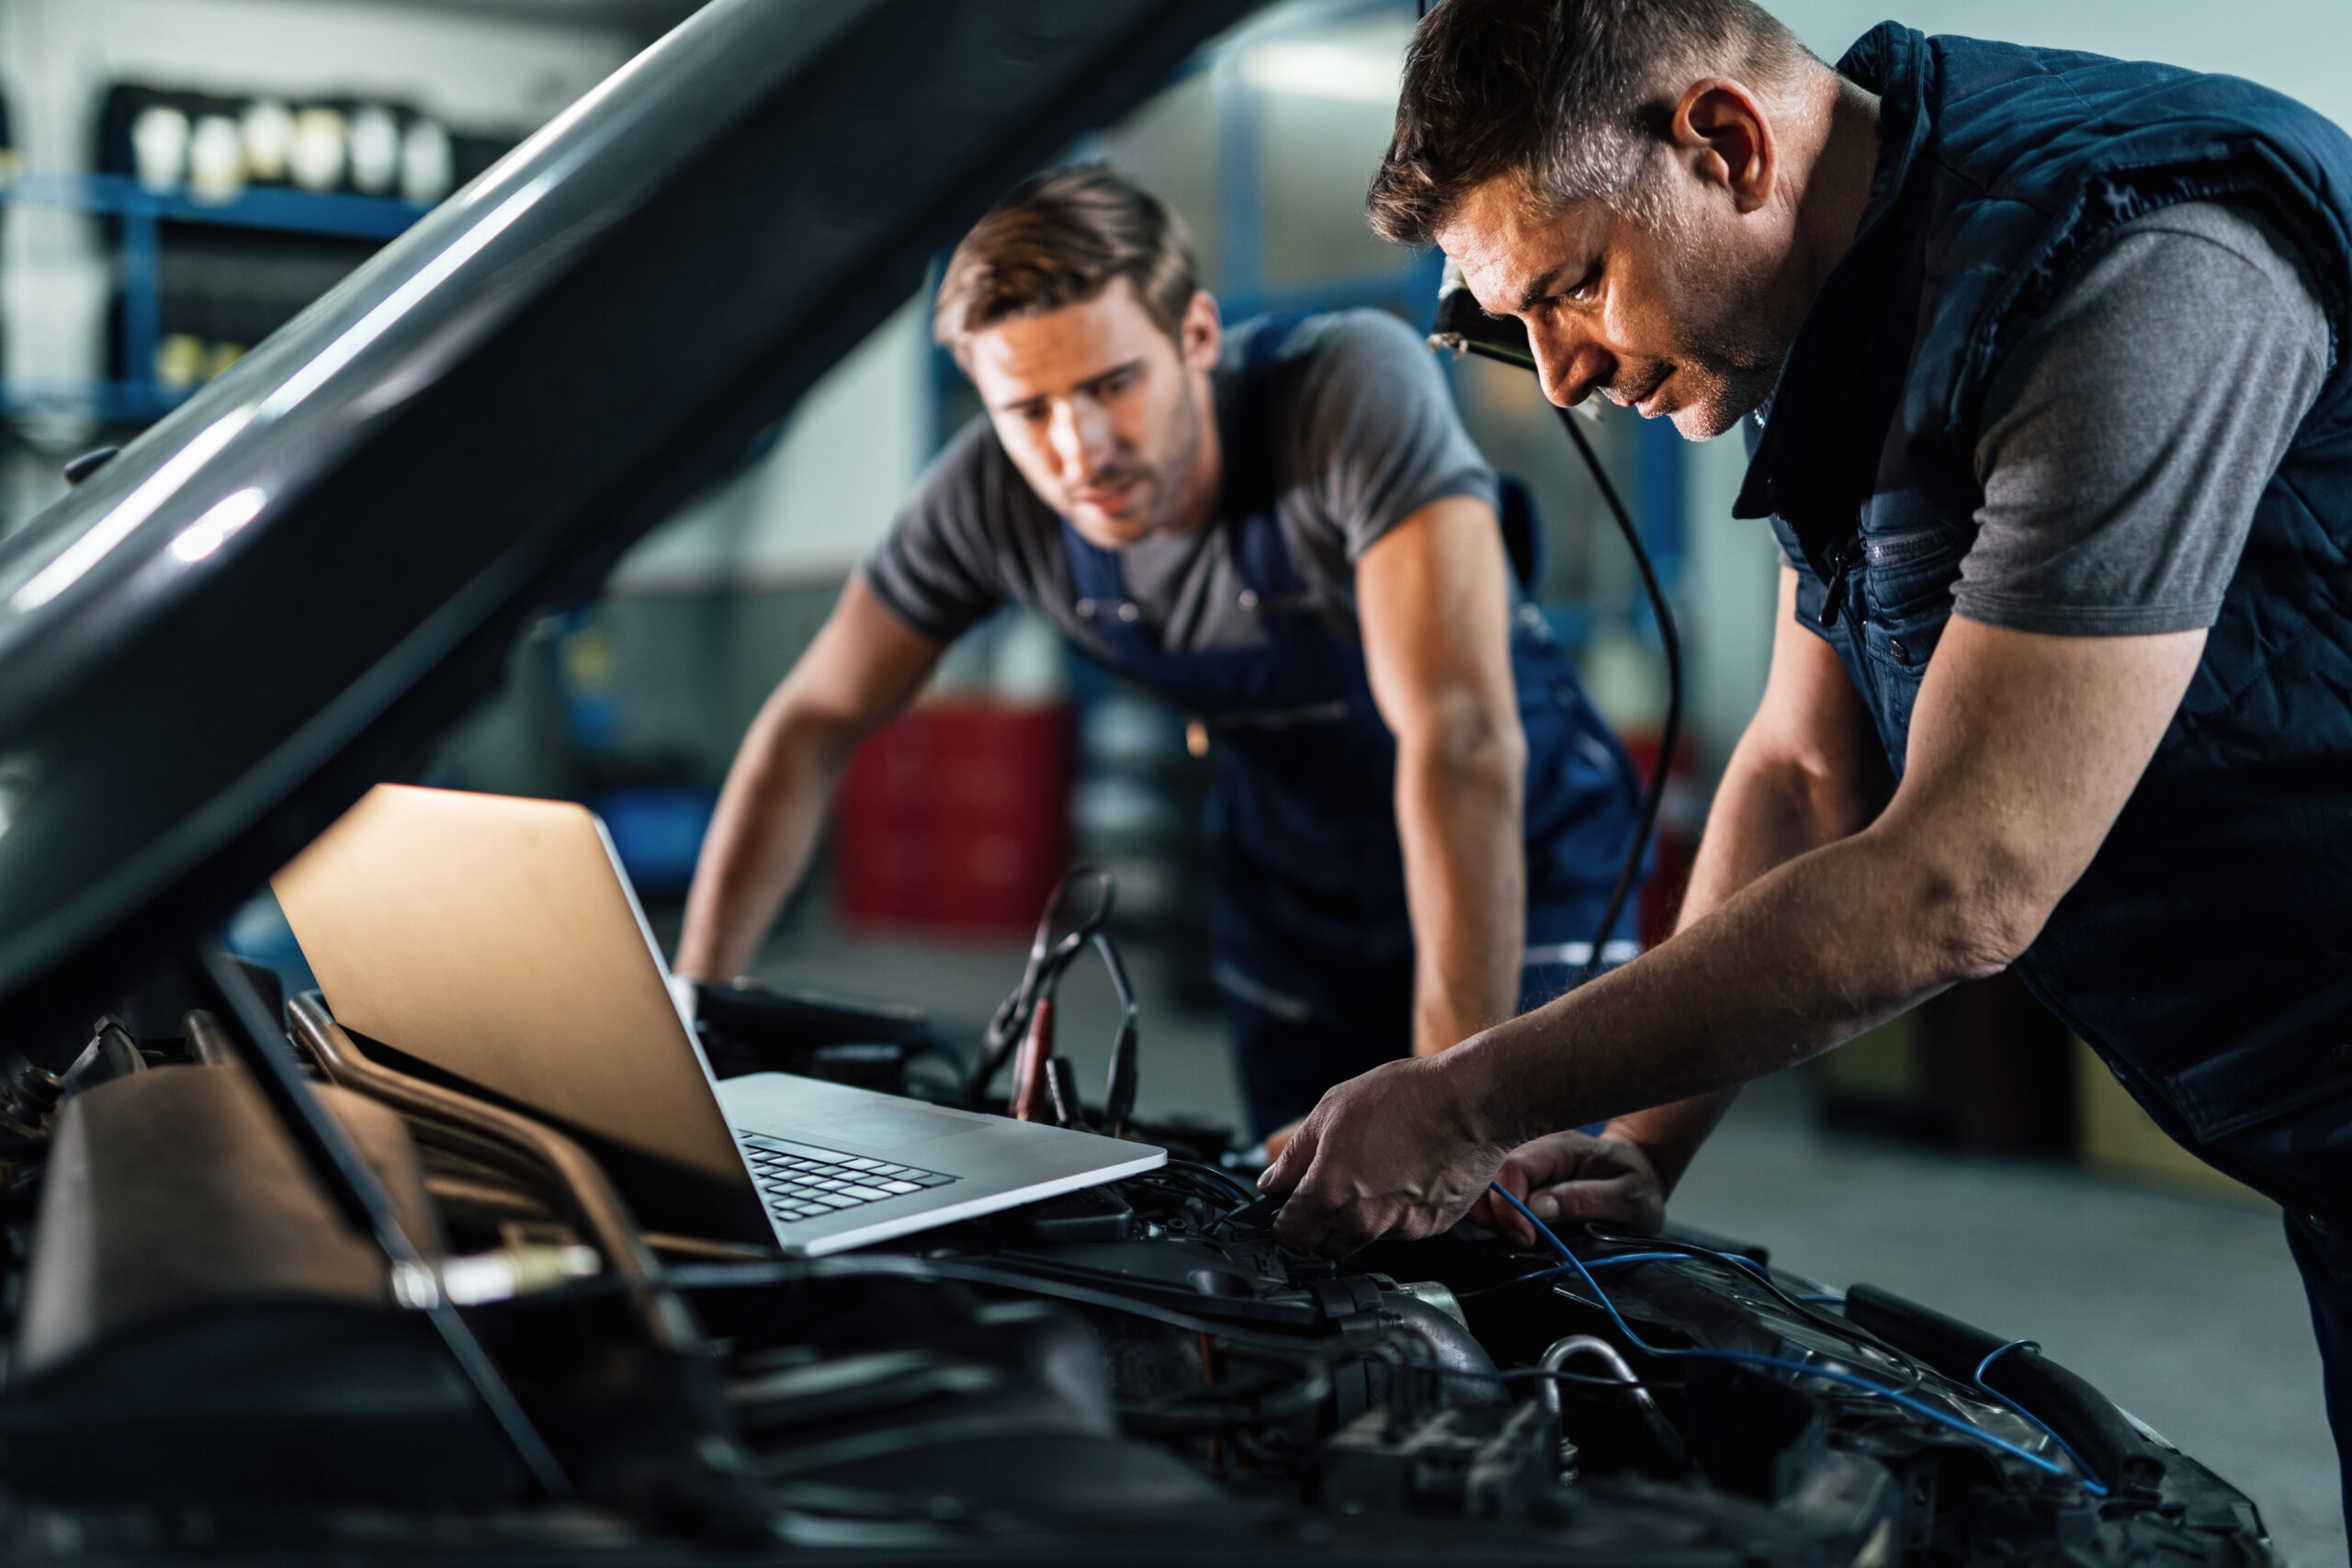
[288,106,346,193]
[187,114,246,203]
[240,99,294,184]
[154,334,208,392]
[347,105,400,196]
[130,105,189,193]
[400,118,453,206]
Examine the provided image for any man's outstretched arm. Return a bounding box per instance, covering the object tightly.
[1482,569,1891,1236]
[1357,494,1530,1061]
[674,575,942,984]
[1263,606,2206,1256]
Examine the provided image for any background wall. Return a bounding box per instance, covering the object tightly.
[1772,1,2352,130]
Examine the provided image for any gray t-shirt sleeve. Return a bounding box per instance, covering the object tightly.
[1281,310,1498,561]
[859,419,1029,645]
[1953,201,2332,636]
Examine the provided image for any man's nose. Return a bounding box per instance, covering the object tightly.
[1528,321,1611,410]
[1047,398,1114,481]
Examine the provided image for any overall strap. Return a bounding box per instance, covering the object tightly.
[1058,312,1317,643]
[1224,313,1311,601]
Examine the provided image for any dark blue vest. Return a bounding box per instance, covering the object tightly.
[1744,26,2352,1215]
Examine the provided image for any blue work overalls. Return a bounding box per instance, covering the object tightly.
[1060,316,1645,1139]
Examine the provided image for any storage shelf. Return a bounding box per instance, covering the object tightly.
[0,171,427,240]
[0,172,431,424]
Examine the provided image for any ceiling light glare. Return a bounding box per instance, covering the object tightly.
[1238,39,1401,106]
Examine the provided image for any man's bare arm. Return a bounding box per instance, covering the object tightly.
[674,575,942,983]
[1265,610,2206,1255]
[1357,495,1529,1059]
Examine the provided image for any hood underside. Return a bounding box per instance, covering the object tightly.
[0,0,1258,1047]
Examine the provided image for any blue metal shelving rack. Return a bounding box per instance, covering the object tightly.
[0,171,429,423]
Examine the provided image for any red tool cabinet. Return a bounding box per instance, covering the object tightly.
[832,701,1072,937]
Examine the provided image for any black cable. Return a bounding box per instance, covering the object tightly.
[1155,1157,1261,1205]
[968,867,1118,1106]
[653,1254,1351,1355]
[1427,269,1683,990]
[643,1253,1521,1414]
[1094,929,1141,1132]
[1554,404,1682,984]
[1500,1365,1686,1393]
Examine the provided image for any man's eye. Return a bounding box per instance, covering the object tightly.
[1100,370,1136,396]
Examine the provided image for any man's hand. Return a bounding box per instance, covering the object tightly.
[1262,612,2209,1256]
[1261,1115,1305,1163]
[1258,1052,1511,1256]
[1471,1129,1665,1247]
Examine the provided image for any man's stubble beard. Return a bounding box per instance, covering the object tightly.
[1112,369,1208,545]
[1652,206,1804,441]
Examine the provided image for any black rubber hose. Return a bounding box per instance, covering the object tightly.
[1554,404,1682,985]
[1843,1281,2166,1502]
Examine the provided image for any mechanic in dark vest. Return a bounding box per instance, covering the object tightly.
[676,168,1645,1151]
[1257,0,2352,1521]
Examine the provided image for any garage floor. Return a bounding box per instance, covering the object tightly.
[750,920,2342,1568]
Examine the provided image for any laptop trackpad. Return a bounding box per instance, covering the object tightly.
[768,1101,992,1150]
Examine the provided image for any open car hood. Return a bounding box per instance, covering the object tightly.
[0,0,1253,1044]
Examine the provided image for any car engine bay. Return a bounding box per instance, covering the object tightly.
[0,970,2273,1565]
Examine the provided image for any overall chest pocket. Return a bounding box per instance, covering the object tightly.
[1859,526,1965,631]
[1850,528,1968,761]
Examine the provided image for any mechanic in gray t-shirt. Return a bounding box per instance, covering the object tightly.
[865,310,1497,660]
[678,168,1647,1145]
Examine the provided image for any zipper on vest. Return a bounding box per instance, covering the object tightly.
[1817,536,1864,627]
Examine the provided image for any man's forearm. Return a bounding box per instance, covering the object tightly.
[674,709,854,983]
[677,574,941,984]
[1464,819,1997,1148]
[1396,730,1526,1056]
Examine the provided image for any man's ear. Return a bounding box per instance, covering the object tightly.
[1179,289,1222,373]
[1672,77,1777,215]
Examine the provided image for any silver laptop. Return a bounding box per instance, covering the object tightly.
[272,783,1162,1256]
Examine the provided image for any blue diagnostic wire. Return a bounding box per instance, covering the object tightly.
[1461,1251,1702,1299]
[1973,1339,2112,1494]
[1485,1183,2108,1495]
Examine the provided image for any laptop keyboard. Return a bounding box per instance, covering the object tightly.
[735,1131,960,1226]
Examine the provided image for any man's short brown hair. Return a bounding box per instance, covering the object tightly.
[934,166,1198,362]
[1367,0,1812,245]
